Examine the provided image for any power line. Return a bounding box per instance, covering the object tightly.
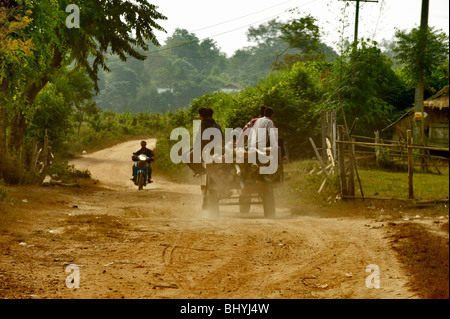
[98,0,320,64]
[190,0,296,33]
[340,0,379,44]
[147,0,319,56]
[372,0,385,39]
[146,13,292,55]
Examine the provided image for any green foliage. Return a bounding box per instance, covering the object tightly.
[26,83,73,150]
[48,161,90,183]
[153,136,188,180]
[1,0,167,182]
[324,39,410,136]
[189,92,238,129]
[94,30,229,114]
[280,12,322,54]
[394,26,449,87]
[0,179,10,203]
[94,18,324,115]
[426,59,449,95]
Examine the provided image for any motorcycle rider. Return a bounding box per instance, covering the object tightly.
[132,141,155,183]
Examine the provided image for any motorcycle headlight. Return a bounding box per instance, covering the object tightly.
[138,155,147,161]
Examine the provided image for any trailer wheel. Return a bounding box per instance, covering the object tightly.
[201,189,208,210]
[206,190,219,217]
[262,185,275,218]
[239,194,251,214]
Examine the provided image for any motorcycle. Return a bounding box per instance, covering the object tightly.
[131,153,152,190]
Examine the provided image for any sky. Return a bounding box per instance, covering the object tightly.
[149,0,449,57]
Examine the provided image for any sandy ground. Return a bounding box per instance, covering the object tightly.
[0,138,421,299]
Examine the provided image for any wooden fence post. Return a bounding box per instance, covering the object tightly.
[374,130,380,166]
[407,130,414,199]
[43,129,49,169]
[331,110,337,164]
[338,125,348,197]
[309,138,331,180]
[321,110,327,162]
[348,137,355,196]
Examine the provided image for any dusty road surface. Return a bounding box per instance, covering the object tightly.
[0,139,419,299]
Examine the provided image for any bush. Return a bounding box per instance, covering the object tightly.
[153,136,193,182]
[48,161,91,183]
[0,179,10,203]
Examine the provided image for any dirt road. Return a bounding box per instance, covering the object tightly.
[0,139,418,299]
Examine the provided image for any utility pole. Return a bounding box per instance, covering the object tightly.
[414,0,429,147]
[341,0,378,44]
[415,0,429,171]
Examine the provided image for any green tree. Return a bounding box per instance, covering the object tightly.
[325,39,409,136]
[26,66,97,149]
[227,20,291,86]
[280,12,322,54]
[0,1,35,178]
[274,12,334,69]
[1,0,166,176]
[393,26,449,89]
[26,83,72,150]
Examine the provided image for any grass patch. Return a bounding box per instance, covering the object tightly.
[357,168,449,200]
[278,160,449,204]
[276,160,449,218]
[389,222,449,299]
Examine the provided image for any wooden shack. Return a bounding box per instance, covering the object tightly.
[382,85,449,148]
[423,85,449,147]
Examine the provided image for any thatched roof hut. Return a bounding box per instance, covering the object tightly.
[423,85,449,110]
[382,85,449,148]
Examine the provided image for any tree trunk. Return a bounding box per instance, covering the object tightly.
[9,46,63,154]
[0,106,8,179]
[0,77,9,179]
[9,109,27,153]
[77,111,84,140]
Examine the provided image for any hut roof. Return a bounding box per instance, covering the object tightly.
[382,108,414,132]
[382,86,449,132]
[423,85,449,110]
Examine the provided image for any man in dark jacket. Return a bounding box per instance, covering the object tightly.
[132,141,155,183]
[185,107,222,177]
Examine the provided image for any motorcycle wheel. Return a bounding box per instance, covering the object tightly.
[137,172,144,190]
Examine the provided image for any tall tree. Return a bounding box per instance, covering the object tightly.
[273,12,337,70]
[0,0,35,177]
[393,26,449,89]
[0,0,166,178]
[325,39,408,136]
